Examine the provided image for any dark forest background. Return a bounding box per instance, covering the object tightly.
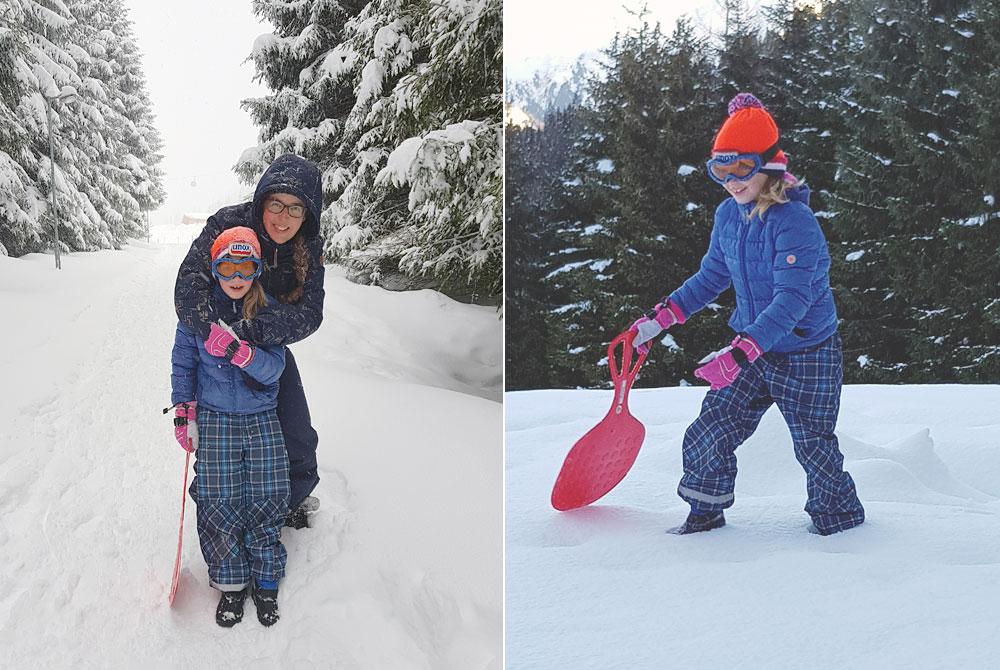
[505,0,1000,390]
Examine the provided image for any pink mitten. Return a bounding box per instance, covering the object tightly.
[629,300,686,354]
[173,401,199,452]
[204,321,255,369]
[693,335,763,391]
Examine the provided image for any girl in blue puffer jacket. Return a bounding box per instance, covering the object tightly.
[631,93,865,536]
[170,226,289,627]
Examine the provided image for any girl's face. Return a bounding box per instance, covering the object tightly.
[219,276,252,300]
[722,171,768,204]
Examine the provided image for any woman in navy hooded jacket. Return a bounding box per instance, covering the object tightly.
[630,94,865,536]
[175,154,325,529]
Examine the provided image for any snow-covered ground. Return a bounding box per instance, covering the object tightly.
[0,224,502,668]
[506,384,1000,669]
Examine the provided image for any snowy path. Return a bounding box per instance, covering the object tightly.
[507,385,1000,669]
[0,232,501,668]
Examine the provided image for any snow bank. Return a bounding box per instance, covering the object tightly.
[506,384,1000,668]
[0,230,501,668]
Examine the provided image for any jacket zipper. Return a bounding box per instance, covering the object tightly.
[739,204,755,323]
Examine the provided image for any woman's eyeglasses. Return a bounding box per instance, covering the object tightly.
[264,199,305,219]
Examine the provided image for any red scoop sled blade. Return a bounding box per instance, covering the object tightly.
[551,332,648,511]
[169,450,191,606]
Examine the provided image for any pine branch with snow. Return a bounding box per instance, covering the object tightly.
[240,0,501,298]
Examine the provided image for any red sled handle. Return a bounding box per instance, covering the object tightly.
[607,331,647,412]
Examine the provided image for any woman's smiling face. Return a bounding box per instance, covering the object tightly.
[262,193,306,244]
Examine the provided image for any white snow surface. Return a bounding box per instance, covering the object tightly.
[506,385,1000,669]
[0,225,501,668]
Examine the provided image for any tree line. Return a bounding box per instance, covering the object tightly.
[237,0,502,300]
[0,0,164,257]
[506,0,1000,389]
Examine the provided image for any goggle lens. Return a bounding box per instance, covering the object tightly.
[213,257,262,280]
[710,158,757,179]
[706,154,764,184]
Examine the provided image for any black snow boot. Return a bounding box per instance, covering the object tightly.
[668,511,726,535]
[284,506,309,529]
[284,495,320,529]
[215,588,247,627]
[251,580,280,627]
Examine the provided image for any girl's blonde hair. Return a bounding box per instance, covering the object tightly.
[749,175,792,221]
[242,281,267,320]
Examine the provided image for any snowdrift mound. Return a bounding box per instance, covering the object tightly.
[507,384,1000,669]
[0,238,501,669]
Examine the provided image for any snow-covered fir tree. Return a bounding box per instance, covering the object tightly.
[0,0,164,257]
[0,7,36,256]
[240,0,502,299]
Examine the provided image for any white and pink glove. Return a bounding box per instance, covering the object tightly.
[173,401,199,452]
[629,300,686,354]
[693,335,764,391]
[203,320,255,368]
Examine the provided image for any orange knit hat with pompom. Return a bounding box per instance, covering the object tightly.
[712,93,787,174]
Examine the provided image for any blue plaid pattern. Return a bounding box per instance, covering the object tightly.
[678,334,865,534]
[190,407,290,589]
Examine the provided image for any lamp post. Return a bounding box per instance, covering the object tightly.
[42,85,78,270]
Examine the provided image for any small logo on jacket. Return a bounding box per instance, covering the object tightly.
[786,254,796,265]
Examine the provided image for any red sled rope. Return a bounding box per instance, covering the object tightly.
[168,450,191,605]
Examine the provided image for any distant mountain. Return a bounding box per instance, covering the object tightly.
[504,102,541,129]
[505,55,595,126]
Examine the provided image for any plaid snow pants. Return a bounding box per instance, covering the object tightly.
[677,333,865,534]
[190,407,290,590]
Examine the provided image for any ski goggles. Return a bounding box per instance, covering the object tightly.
[212,256,263,280]
[705,144,781,185]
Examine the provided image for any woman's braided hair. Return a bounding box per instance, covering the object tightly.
[277,231,309,304]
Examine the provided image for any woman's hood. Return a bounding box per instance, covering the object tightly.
[251,154,323,240]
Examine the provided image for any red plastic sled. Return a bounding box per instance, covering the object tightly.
[551,332,648,510]
[168,450,191,606]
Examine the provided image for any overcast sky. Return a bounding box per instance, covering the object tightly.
[124,1,271,226]
[503,0,764,81]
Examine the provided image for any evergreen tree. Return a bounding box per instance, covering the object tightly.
[715,0,765,99]
[66,0,165,247]
[240,0,502,298]
[0,0,164,256]
[939,0,1000,380]
[502,0,1000,388]
[830,0,979,381]
[548,19,732,388]
[0,6,38,256]
[505,123,559,389]
[640,17,733,386]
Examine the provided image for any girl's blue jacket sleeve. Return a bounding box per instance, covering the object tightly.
[170,324,199,405]
[668,215,732,318]
[241,344,285,387]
